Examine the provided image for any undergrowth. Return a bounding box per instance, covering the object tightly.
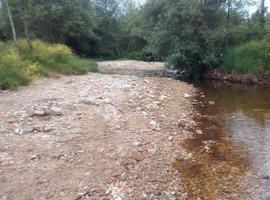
[223,40,270,76]
[0,39,99,90]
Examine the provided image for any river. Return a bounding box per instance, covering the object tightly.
[174,80,270,199]
[98,62,270,199]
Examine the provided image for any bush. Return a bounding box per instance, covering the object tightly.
[223,40,270,76]
[0,39,99,89]
[121,51,144,60]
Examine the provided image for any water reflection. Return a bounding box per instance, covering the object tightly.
[173,81,270,199]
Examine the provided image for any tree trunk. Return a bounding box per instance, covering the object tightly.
[2,0,20,53]
[260,0,265,29]
[226,0,231,31]
[22,2,33,51]
[115,45,120,57]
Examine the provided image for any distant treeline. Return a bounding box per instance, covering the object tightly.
[0,0,270,78]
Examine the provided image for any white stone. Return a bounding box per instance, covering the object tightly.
[49,107,62,116]
[184,93,191,98]
[132,141,142,147]
[147,148,157,155]
[208,101,215,105]
[34,110,46,116]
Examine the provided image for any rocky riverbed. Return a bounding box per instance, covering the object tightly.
[0,61,197,200]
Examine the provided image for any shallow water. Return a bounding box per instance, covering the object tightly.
[174,81,270,199]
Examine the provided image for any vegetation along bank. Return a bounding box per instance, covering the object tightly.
[1,0,270,88]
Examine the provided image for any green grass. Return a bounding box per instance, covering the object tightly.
[223,40,270,76]
[0,39,99,90]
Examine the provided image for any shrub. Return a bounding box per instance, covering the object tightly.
[121,51,144,60]
[223,40,270,76]
[0,39,99,89]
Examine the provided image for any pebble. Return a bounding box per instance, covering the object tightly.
[23,127,34,134]
[132,141,142,147]
[7,117,17,124]
[14,128,23,135]
[160,95,167,100]
[44,127,53,132]
[147,148,157,155]
[130,151,144,161]
[141,111,148,116]
[25,109,35,117]
[184,93,191,98]
[49,107,63,116]
[149,119,161,131]
[31,154,41,161]
[34,110,46,116]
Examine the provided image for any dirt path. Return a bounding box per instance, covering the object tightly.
[0,60,196,200]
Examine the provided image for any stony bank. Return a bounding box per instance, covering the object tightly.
[0,60,197,200]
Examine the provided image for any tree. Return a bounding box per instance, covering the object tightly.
[93,0,122,57]
[139,0,226,76]
[19,0,33,50]
[260,0,266,28]
[1,0,20,52]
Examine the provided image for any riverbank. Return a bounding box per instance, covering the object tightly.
[203,69,270,85]
[0,60,197,199]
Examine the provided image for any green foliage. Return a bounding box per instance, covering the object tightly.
[0,66,30,90]
[0,0,99,55]
[139,0,228,78]
[121,51,144,60]
[0,39,99,89]
[223,40,270,76]
[0,0,269,80]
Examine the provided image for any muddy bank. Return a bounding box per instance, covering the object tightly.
[203,69,270,85]
[0,60,197,200]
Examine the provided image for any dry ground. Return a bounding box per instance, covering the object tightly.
[0,60,196,200]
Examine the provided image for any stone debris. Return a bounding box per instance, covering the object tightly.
[149,119,161,131]
[147,147,158,155]
[48,107,63,116]
[132,141,142,148]
[107,183,126,200]
[0,60,198,200]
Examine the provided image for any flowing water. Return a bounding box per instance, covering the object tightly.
[174,81,270,199]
